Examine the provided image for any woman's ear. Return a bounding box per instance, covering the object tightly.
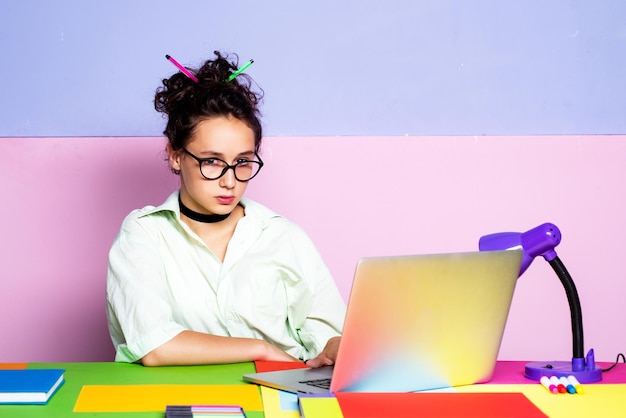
[167,143,181,172]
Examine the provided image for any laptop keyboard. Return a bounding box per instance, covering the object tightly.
[298,378,332,390]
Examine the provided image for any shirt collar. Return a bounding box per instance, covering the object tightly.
[139,190,281,229]
[139,190,180,218]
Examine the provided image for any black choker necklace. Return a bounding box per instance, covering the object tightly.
[178,196,232,223]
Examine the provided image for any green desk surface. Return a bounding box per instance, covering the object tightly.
[0,362,262,418]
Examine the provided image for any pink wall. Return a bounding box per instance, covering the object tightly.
[1,136,624,363]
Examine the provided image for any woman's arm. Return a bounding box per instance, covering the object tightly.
[141,330,299,366]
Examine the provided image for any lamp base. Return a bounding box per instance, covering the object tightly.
[525,361,602,383]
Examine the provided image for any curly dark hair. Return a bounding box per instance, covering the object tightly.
[154,51,263,153]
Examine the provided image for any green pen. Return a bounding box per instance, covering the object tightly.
[227,59,254,82]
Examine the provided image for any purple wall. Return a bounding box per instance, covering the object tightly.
[1,1,624,137]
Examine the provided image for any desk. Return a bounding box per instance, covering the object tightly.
[0,362,262,418]
[1,361,625,418]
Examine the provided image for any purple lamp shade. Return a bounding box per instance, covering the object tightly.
[479,223,562,276]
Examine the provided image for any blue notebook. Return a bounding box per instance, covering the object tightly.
[0,369,65,404]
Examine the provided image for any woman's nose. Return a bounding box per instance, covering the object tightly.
[219,167,237,188]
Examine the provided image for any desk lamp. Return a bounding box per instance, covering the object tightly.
[479,222,602,382]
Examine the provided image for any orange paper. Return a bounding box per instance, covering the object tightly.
[74,384,263,412]
[0,363,28,370]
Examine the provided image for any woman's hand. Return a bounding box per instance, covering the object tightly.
[304,336,341,368]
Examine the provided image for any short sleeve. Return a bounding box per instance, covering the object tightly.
[106,212,186,362]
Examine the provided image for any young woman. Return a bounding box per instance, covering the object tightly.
[106,51,345,367]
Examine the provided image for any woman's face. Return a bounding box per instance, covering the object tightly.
[169,116,257,216]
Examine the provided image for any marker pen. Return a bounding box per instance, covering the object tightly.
[540,376,558,394]
[165,55,199,83]
[567,375,584,394]
[227,59,254,82]
[559,376,577,394]
[550,376,566,393]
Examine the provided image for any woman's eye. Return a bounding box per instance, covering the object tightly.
[203,159,221,167]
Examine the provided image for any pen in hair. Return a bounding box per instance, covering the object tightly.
[165,54,198,83]
[227,59,254,82]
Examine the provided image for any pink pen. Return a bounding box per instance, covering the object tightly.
[540,376,558,394]
[550,376,567,393]
[165,55,198,83]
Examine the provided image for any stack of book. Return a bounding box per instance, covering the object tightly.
[165,405,246,417]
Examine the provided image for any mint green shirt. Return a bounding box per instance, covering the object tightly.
[106,191,346,363]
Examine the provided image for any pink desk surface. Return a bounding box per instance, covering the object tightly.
[294,361,626,418]
[490,361,626,384]
[254,360,626,385]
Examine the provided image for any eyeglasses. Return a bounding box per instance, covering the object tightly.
[182,149,264,182]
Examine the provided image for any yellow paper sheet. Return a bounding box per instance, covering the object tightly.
[259,386,300,418]
[456,383,626,418]
[74,384,263,412]
[299,396,343,418]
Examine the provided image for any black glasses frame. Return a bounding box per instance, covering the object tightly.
[182,149,264,182]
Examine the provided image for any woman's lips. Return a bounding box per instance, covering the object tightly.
[216,195,235,205]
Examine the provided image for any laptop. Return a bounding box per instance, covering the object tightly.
[243,250,522,394]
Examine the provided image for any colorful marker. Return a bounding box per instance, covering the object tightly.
[550,376,567,393]
[540,376,558,394]
[227,59,254,82]
[165,54,199,83]
[567,375,584,394]
[559,376,577,394]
